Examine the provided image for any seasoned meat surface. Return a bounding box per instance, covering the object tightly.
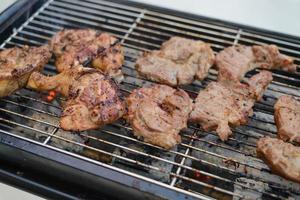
[189,71,273,141]
[61,70,124,131]
[216,45,296,82]
[27,67,125,131]
[126,84,193,149]
[27,65,87,97]
[274,95,300,144]
[0,45,51,97]
[257,137,300,184]
[50,29,124,81]
[136,37,215,86]
[50,29,97,56]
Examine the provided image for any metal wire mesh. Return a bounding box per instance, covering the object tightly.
[0,0,300,199]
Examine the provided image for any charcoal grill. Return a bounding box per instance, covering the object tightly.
[0,0,299,199]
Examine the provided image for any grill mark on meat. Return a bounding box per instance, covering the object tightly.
[274,95,300,144]
[27,66,124,131]
[189,71,273,141]
[257,137,300,184]
[50,29,124,81]
[0,45,51,97]
[216,44,296,82]
[125,84,193,149]
[60,70,125,131]
[135,37,215,86]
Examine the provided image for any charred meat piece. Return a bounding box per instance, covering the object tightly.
[136,37,215,86]
[216,45,296,82]
[61,70,124,131]
[126,84,193,149]
[189,71,273,141]
[0,45,51,97]
[274,95,300,144]
[27,65,87,97]
[27,67,125,131]
[50,29,124,81]
[257,137,300,184]
[50,29,97,56]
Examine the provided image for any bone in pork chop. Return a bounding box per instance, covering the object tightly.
[274,95,300,144]
[189,71,273,141]
[50,29,124,82]
[216,44,296,82]
[257,137,300,184]
[136,37,215,86]
[0,45,51,97]
[125,84,193,149]
[27,67,125,131]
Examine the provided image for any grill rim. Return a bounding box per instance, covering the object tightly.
[0,129,212,200]
[0,0,299,199]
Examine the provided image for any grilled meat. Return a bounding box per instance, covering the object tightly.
[216,45,296,82]
[0,45,51,98]
[61,70,124,131]
[27,67,125,131]
[257,137,300,184]
[189,71,273,141]
[274,95,300,144]
[50,29,124,81]
[126,84,193,149]
[136,37,215,86]
[50,29,97,56]
[27,65,87,97]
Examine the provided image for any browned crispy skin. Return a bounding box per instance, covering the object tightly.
[257,137,300,184]
[50,29,97,56]
[189,71,273,141]
[50,29,124,81]
[216,44,296,82]
[0,45,51,97]
[274,95,300,144]
[27,67,125,131]
[61,70,124,131]
[126,84,193,149]
[136,37,215,86]
[27,66,87,97]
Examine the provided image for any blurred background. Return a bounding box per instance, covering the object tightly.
[131,0,300,37]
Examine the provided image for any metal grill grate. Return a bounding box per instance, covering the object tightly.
[0,0,300,199]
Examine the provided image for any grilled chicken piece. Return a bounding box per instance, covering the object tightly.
[50,29,124,82]
[190,71,272,141]
[0,45,51,98]
[27,67,125,131]
[50,29,97,56]
[61,70,124,131]
[216,45,296,82]
[257,137,300,184]
[126,84,193,149]
[274,95,300,144]
[27,66,87,97]
[136,37,215,86]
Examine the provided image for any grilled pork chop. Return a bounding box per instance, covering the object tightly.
[189,71,273,141]
[216,45,296,82]
[27,67,125,131]
[136,37,215,86]
[126,84,193,149]
[274,95,300,144]
[50,29,124,81]
[0,45,51,97]
[257,137,300,184]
